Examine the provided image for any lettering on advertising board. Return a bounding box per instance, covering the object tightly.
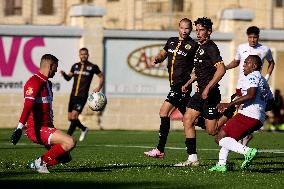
[0,36,63,92]
[127,44,168,78]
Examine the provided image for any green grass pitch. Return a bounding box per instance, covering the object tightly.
[0,129,284,189]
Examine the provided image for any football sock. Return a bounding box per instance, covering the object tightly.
[67,121,77,135]
[75,119,87,131]
[157,117,170,153]
[218,147,229,165]
[219,137,249,155]
[42,144,66,166]
[47,152,72,166]
[185,138,197,155]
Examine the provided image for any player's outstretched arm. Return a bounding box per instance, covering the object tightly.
[60,70,73,81]
[151,50,167,66]
[225,59,240,70]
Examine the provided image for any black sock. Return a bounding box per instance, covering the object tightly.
[74,119,87,131]
[157,117,170,153]
[185,138,197,155]
[67,121,77,135]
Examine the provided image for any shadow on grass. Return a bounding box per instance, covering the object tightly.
[0,163,213,189]
[0,179,212,189]
[52,163,193,173]
[249,166,284,173]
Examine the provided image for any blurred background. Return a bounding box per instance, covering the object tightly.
[1,0,284,131]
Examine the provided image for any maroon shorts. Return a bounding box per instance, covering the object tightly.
[26,126,57,146]
[222,113,262,140]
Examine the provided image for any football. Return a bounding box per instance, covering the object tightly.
[87,92,107,111]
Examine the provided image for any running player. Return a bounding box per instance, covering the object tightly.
[61,48,104,141]
[209,55,274,172]
[144,18,198,159]
[174,17,226,166]
[11,54,76,173]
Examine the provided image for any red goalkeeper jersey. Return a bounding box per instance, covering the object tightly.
[19,72,54,128]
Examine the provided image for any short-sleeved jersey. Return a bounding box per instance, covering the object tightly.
[163,37,198,88]
[239,71,273,123]
[235,43,274,89]
[24,72,54,128]
[194,40,224,92]
[70,61,101,98]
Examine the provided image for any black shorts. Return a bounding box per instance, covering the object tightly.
[187,87,221,120]
[165,86,192,115]
[68,96,88,113]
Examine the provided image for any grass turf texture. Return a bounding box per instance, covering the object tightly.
[0,129,284,189]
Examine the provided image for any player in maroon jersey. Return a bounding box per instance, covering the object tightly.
[11,54,76,173]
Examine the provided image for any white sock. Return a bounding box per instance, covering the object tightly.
[219,137,250,155]
[188,154,198,162]
[217,147,229,165]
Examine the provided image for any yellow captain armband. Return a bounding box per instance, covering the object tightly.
[214,61,224,67]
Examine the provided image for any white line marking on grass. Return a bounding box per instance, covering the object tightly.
[3,143,284,154]
[91,144,284,153]
[259,149,284,154]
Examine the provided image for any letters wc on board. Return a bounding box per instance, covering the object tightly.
[127,44,168,78]
[0,36,67,93]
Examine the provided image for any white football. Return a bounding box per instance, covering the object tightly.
[87,92,107,111]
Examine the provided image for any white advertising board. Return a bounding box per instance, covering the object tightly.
[0,36,80,94]
[105,37,231,98]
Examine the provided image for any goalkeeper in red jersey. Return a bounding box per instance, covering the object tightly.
[11,54,76,173]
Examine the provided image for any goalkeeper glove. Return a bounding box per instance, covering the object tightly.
[11,123,24,145]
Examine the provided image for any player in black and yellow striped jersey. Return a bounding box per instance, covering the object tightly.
[61,48,104,141]
[144,18,199,159]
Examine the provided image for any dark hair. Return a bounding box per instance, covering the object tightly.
[194,17,213,30]
[179,18,192,29]
[80,47,89,53]
[246,26,260,35]
[247,55,262,70]
[41,54,58,64]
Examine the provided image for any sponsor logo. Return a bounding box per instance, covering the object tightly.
[127,44,168,78]
[198,49,204,55]
[185,44,191,50]
[26,87,33,95]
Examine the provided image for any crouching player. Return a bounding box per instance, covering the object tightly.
[11,54,76,173]
[209,55,274,172]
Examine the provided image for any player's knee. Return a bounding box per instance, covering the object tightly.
[215,130,226,144]
[214,136,220,144]
[69,116,77,121]
[207,127,217,136]
[183,115,195,126]
[63,136,76,151]
[159,109,169,117]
